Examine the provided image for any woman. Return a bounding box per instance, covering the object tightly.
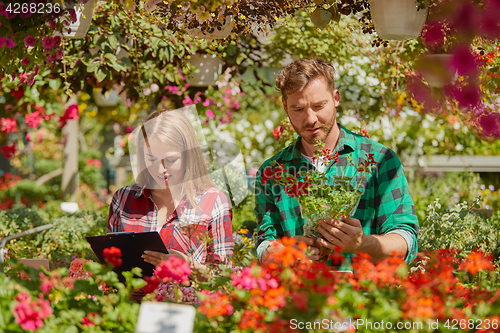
[107,108,233,276]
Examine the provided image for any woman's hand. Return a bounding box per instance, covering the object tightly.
[141,249,191,267]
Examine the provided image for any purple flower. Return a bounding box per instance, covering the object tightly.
[21,57,30,66]
[47,53,56,62]
[451,44,478,76]
[48,20,57,29]
[24,35,36,47]
[5,38,14,48]
[42,36,54,50]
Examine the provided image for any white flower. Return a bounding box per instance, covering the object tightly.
[264,119,274,129]
[455,144,464,151]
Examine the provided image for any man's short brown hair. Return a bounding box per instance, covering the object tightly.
[276,58,336,101]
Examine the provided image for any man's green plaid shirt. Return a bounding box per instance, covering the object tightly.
[254,124,419,267]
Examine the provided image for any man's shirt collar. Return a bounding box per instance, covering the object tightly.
[281,124,356,164]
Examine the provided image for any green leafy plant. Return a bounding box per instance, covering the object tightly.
[261,142,375,240]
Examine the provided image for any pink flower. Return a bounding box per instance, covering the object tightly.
[476,111,500,140]
[21,57,30,66]
[85,158,102,167]
[422,21,447,51]
[0,37,5,48]
[59,104,79,128]
[53,35,61,47]
[451,44,478,76]
[24,35,36,47]
[42,36,54,51]
[68,8,77,23]
[154,256,191,285]
[48,20,57,29]
[450,83,481,108]
[1,117,17,133]
[1,143,16,158]
[5,38,14,48]
[0,2,6,15]
[25,112,43,129]
[206,109,214,119]
[12,292,52,331]
[202,99,210,107]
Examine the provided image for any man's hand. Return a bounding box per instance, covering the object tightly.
[317,217,364,253]
[316,217,408,262]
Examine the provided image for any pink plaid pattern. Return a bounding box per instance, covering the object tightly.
[108,185,233,264]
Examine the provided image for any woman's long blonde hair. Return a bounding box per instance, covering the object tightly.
[136,109,214,207]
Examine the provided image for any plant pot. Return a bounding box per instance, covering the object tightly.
[62,0,96,39]
[93,88,120,107]
[186,54,224,87]
[415,54,456,87]
[186,16,233,39]
[368,0,428,40]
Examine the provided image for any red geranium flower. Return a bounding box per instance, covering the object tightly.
[103,246,123,267]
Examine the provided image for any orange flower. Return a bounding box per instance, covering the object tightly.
[239,308,265,331]
[459,250,494,275]
[199,291,234,318]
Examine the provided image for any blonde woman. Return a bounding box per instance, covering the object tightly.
[107,108,233,275]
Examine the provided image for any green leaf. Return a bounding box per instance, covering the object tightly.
[109,35,118,49]
[95,68,106,82]
[48,78,62,90]
[87,61,100,73]
[104,53,117,62]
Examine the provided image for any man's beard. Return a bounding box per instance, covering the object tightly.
[289,114,336,145]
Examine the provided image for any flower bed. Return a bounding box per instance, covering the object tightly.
[1,235,500,332]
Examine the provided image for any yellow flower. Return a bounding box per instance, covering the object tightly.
[199,11,210,21]
[396,92,407,106]
[78,103,88,114]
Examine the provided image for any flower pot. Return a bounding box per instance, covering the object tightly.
[92,88,120,107]
[415,54,457,87]
[186,54,224,87]
[62,0,96,39]
[368,0,428,40]
[186,16,233,39]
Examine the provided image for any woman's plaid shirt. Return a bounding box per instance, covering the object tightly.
[255,124,419,266]
[108,185,233,264]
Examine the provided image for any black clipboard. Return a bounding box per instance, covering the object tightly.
[86,231,169,281]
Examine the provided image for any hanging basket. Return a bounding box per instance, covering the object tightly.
[368,0,428,40]
[186,16,233,39]
[56,0,96,39]
[92,88,120,107]
[186,54,224,87]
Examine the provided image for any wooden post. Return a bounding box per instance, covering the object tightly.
[61,96,79,201]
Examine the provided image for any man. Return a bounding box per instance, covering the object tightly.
[254,59,419,267]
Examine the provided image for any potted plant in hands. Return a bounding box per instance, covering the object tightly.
[261,142,376,260]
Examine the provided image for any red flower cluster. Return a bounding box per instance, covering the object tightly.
[143,276,161,294]
[103,247,123,267]
[85,158,103,168]
[357,153,376,173]
[1,142,17,159]
[260,162,289,187]
[24,112,44,129]
[311,148,339,165]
